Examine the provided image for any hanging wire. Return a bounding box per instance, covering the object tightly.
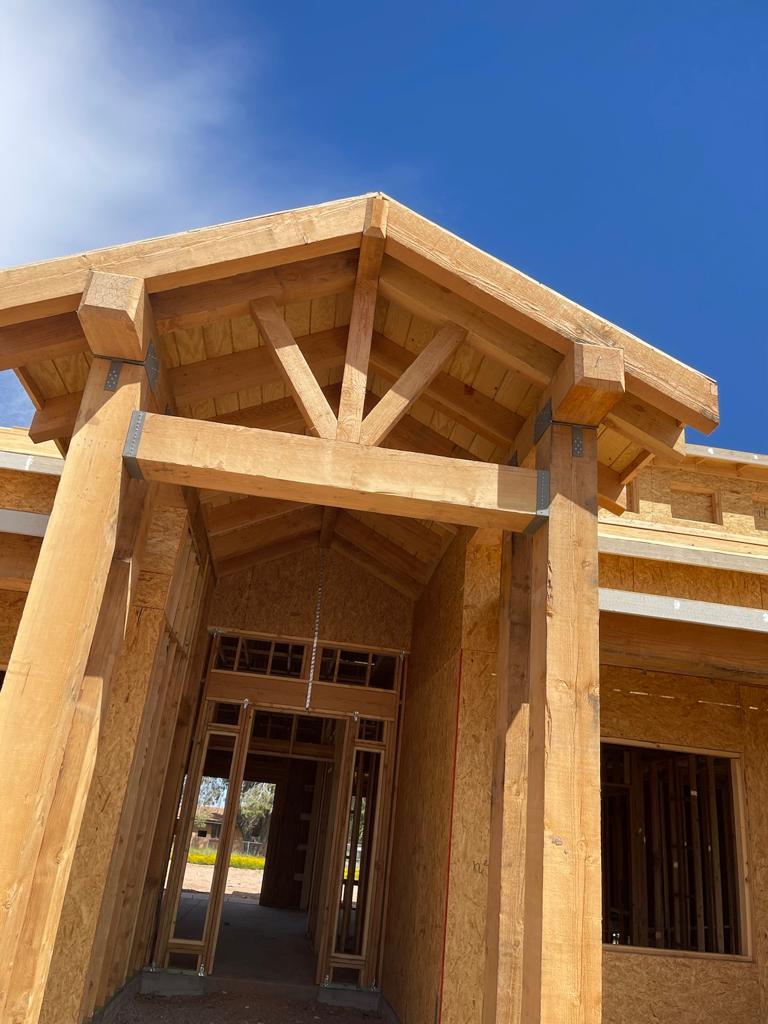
[305,547,327,709]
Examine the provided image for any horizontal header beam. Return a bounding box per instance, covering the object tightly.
[122,412,549,531]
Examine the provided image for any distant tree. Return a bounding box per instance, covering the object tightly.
[237,782,275,844]
[197,776,228,810]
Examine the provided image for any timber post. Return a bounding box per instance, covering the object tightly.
[0,273,158,1024]
[521,420,602,1023]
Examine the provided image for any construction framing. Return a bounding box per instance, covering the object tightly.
[1,192,765,1024]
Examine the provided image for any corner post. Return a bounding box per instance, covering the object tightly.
[0,272,156,1024]
[522,421,602,1023]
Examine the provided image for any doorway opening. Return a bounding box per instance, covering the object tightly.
[153,631,403,991]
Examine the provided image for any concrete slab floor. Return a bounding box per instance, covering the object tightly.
[99,991,379,1023]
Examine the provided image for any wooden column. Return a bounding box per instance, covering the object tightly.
[37,501,190,1024]
[522,422,602,1024]
[483,532,532,1024]
[0,355,151,1024]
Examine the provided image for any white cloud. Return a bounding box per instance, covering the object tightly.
[0,0,266,266]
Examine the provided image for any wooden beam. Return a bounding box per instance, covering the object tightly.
[359,323,466,446]
[378,255,559,386]
[210,505,322,563]
[597,464,628,517]
[319,506,339,548]
[0,532,41,590]
[172,324,346,406]
[334,510,430,586]
[0,357,151,1024]
[216,534,318,577]
[347,510,444,564]
[370,331,524,447]
[0,194,368,327]
[512,340,625,466]
[600,612,768,683]
[0,312,85,371]
[152,251,358,332]
[29,392,82,444]
[617,449,654,486]
[204,496,309,536]
[32,322,524,451]
[521,422,601,1023]
[336,195,388,442]
[78,272,153,361]
[123,413,547,531]
[606,395,686,461]
[250,297,337,438]
[385,198,719,433]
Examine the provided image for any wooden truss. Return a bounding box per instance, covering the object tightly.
[0,192,720,1024]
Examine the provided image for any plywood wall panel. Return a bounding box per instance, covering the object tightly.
[384,530,501,1024]
[442,533,500,1024]
[0,468,58,514]
[603,464,768,539]
[209,547,413,650]
[603,950,759,1024]
[599,554,767,608]
[383,535,467,1024]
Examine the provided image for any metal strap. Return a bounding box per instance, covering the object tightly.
[123,410,146,480]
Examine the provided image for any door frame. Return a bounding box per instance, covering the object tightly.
[154,629,405,986]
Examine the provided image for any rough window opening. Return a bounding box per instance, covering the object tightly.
[213,632,399,691]
[601,742,743,955]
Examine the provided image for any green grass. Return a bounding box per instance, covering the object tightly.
[187,849,265,871]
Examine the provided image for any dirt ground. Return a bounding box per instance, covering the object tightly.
[101,992,379,1023]
[183,862,264,896]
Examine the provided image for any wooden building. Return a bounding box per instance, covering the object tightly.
[0,193,766,1024]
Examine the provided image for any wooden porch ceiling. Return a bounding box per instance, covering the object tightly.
[0,193,719,594]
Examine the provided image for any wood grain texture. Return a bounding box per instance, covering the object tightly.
[0,359,150,1024]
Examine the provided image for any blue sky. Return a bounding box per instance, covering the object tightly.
[1,1,765,450]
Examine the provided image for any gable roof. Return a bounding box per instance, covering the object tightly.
[0,194,721,590]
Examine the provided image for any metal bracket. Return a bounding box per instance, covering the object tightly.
[533,399,553,445]
[536,469,550,516]
[523,469,550,536]
[104,360,122,391]
[144,339,160,392]
[572,426,584,457]
[123,410,146,480]
[100,338,160,393]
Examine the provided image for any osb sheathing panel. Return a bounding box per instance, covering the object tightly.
[208,547,412,650]
[601,666,768,1024]
[40,604,169,1024]
[441,532,501,1024]
[0,588,25,664]
[600,554,768,609]
[603,951,759,1024]
[384,531,501,1024]
[383,534,467,1024]
[606,464,767,537]
[0,467,58,514]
